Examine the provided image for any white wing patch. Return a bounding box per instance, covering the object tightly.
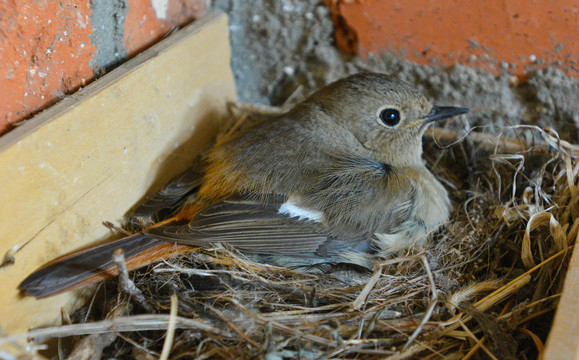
[278,197,325,223]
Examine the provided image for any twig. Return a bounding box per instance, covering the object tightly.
[427,127,533,153]
[402,255,438,350]
[350,255,439,350]
[65,303,129,360]
[351,266,383,310]
[461,335,487,360]
[112,249,153,312]
[458,319,498,360]
[0,315,229,343]
[103,221,131,236]
[475,245,573,312]
[352,255,428,310]
[443,245,572,336]
[227,297,338,348]
[64,332,117,360]
[159,294,179,360]
[428,125,579,156]
[421,342,461,359]
[205,302,260,348]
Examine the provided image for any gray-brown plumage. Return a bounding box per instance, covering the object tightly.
[20,72,469,298]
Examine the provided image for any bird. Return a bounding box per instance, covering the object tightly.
[19,72,469,298]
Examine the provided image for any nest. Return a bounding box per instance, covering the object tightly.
[10,106,579,360]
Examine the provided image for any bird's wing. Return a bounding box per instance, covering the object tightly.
[144,194,368,256]
[132,157,206,217]
[296,152,417,237]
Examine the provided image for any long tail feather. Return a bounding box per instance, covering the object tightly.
[18,234,194,298]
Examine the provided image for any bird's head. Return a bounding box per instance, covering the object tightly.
[308,73,469,166]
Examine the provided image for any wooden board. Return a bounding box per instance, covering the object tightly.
[0,12,235,337]
[544,234,579,360]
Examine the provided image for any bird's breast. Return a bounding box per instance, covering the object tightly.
[411,168,451,230]
[373,166,450,255]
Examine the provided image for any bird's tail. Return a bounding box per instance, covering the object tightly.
[19,233,192,298]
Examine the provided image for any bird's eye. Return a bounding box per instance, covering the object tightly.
[378,108,401,127]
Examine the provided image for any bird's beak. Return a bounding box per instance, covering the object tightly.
[423,106,470,123]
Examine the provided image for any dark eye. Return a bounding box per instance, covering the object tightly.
[379,108,401,126]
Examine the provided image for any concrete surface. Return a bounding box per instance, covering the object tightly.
[323,0,579,77]
[211,0,578,141]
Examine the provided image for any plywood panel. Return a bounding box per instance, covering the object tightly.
[544,233,579,360]
[0,12,235,337]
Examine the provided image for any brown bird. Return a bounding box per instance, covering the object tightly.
[19,72,469,298]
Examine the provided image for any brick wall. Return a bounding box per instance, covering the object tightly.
[0,0,204,135]
[324,0,578,77]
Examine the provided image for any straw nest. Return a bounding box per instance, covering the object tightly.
[9,105,579,359]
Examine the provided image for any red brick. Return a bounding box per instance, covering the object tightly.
[324,0,579,76]
[124,0,204,56]
[0,0,95,134]
[0,0,205,136]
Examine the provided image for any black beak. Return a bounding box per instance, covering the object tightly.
[423,106,470,123]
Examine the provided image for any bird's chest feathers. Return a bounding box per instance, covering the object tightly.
[410,168,451,229]
[373,166,450,253]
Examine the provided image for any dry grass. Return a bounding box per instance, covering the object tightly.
[4,106,577,360]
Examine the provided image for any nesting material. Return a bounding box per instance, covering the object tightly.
[7,105,578,360]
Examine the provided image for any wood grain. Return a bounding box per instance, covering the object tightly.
[0,13,235,337]
[544,234,579,360]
